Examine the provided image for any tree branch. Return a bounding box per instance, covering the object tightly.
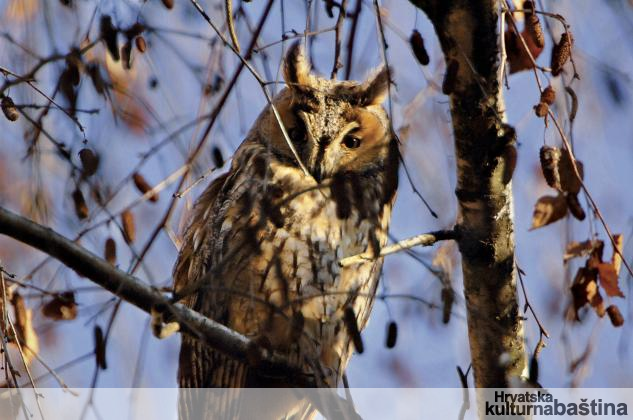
[0,206,313,386]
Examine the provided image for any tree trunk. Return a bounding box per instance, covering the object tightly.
[409,0,527,388]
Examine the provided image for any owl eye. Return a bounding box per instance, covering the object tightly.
[342,135,361,149]
[289,119,307,143]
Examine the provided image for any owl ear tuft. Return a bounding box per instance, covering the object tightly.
[283,41,312,89]
[359,66,391,106]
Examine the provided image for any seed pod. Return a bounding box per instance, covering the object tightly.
[534,102,549,118]
[441,286,454,324]
[161,0,174,9]
[409,30,430,66]
[607,305,624,327]
[126,23,145,38]
[42,292,77,321]
[442,60,459,95]
[121,40,133,70]
[132,172,158,202]
[524,1,545,49]
[121,209,136,243]
[212,146,225,168]
[104,237,116,265]
[551,32,573,76]
[100,15,119,62]
[1,96,19,121]
[72,189,89,219]
[135,36,147,53]
[565,86,578,121]
[539,145,561,190]
[94,325,107,369]
[385,321,398,349]
[79,148,99,177]
[540,86,556,105]
[566,193,586,221]
[343,307,364,354]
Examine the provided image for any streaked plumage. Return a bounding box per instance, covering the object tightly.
[173,42,399,418]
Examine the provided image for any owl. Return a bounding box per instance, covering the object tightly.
[172,41,399,418]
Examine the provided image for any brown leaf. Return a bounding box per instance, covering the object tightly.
[41,292,77,321]
[607,305,624,327]
[121,209,136,243]
[611,234,624,276]
[564,240,600,263]
[558,149,583,195]
[104,237,117,265]
[132,172,158,202]
[505,25,544,74]
[570,267,605,319]
[10,292,39,365]
[566,193,585,220]
[597,262,624,297]
[530,194,567,230]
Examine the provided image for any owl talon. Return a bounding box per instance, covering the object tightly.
[151,306,180,339]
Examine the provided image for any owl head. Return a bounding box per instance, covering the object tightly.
[256,41,396,182]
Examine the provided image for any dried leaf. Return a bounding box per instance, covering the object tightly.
[161,0,174,9]
[505,25,544,74]
[564,240,600,263]
[41,292,77,321]
[10,293,39,365]
[558,150,583,195]
[72,189,89,220]
[597,262,624,298]
[104,237,117,265]
[94,325,107,370]
[410,30,430,66]
[79,148,99,177]
[566,193,585,221]
[551,32,573,76]
[607,305,624,327]
[611,234,623,276]
[1,96,20,121]
[132,172,158,202]
[87,63,107,96]
[570,267,604,319]
[343,306,364,354]
[539,146,561,189]
[121,209,136,243]
[530,194,567,230]
[385,321,398,349]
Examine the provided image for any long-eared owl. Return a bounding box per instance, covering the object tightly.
[173,41,399,407]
